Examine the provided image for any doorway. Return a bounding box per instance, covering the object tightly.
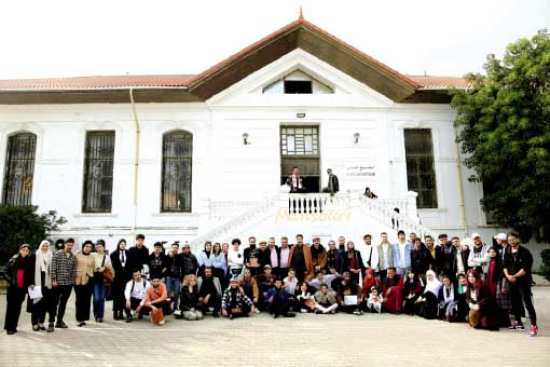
[280,125,320,192]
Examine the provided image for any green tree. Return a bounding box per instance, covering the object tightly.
[451,29,550,241]
[0,204,67,264]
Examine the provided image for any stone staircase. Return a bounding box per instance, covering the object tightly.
[190,188,436,251]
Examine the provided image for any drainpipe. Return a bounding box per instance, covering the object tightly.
[453,125,468,237]
[129,88,141,241]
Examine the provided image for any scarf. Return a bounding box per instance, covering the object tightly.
[34,241,53,303]
[443,285,455,302]
[424,270,442,296]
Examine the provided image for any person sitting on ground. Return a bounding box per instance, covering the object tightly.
[176,274,203,321]
[307,267,342,291]
[222,278,255,320]
[381,267,404,314]
[144,275,171,326]
[337,272,363,315]
[366,287,384,313]
[296,282,316,313]
[401,270,424,316]
[466,269,498,331]
[257,264,277,310]
[239,268,260,313]
[438,275,459,322]
[414,270,442,319]
[265,279,296,318]
[124,269,150,323]
[197,267,222,318]
[361,268,380,301]
[455,273,469,321]
[314,284,338,314]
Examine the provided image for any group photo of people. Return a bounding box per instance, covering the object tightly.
[3,230,539,337]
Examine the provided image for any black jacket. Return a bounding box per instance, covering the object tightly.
[129,245,150,270]
[504,245,533,286]
[411,247,433,275]
[341,250,365,273]
[4,255,33,287]
[327,175,339,193]
[179,285,200,311]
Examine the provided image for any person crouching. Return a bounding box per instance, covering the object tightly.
[144,275,171,326]
[222,278,255,320]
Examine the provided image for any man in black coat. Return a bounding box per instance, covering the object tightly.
[129,234,150,272]
[322,168,340,195]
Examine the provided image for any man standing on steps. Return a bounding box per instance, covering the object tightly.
[321,168,340,195]
[504,232,538,337]
[50,238,77,330]
[129,234,150,273]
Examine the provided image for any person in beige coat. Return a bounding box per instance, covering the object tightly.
[74,241,95,326]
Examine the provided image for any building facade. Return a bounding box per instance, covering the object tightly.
[0,17,500,255]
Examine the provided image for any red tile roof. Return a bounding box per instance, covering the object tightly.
[406,75,470,89]
[0,17,467,92]
[0,75,195,90]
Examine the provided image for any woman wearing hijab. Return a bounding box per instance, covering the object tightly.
[110,238,133,320]
[402,270,424,316]
[92,239,114,323]
[437,275,459,321]
[30,240,55,332]
[197,241,214,278]
[4,244,32,335]
[361,268,380,301]
[74,240,95,326]
[211,242,228,289]
[466,269,498,330]
[414,269,441,319]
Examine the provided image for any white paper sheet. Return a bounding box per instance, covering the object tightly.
[28,286,42,299]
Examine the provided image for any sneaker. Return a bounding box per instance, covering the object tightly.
[125,315,133,323]
[301,308,309,313]
[509,322,518,329]
[77,322,86,327]
[254,308,261,314]
[38,324,46,331]
[46,323,55,333]
[32,325,40,332]
[516,324,525,330]
[353,309,361,315]
[55,321,68,329]
[529,325,538,337]
[158,319,165,326]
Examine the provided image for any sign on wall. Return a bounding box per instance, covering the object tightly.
[344,162,376,181]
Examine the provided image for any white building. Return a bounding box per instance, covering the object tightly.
[0,16,503,255]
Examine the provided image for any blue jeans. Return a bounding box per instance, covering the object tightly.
[166,276,181,310]
[93,281,106,320]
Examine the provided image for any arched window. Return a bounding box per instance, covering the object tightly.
[2,132,37,206]
[161,130,193,212]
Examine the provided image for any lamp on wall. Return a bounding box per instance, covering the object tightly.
[242,132,249,145]
[354,132,360,144]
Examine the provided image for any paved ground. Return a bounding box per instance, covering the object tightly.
[1,288,549,367]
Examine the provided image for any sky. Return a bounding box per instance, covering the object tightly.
[0,0,548,81]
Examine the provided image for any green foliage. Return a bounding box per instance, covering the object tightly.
[0,204,67,264]
[451,29,550,241]
[540,249,550,281]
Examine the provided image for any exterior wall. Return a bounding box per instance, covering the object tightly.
[0,49,503,255]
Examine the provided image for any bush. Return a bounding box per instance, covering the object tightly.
[540,249,550,282]
[0,204,67,265]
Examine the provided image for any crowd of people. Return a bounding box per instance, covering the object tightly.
[2,231,539,337]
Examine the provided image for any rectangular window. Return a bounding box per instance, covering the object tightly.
[2,133,37,206]
[162,131,193,212]
[82,131,115,213]
[404,129,438,208]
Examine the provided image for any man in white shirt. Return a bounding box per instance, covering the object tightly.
[278,236,291,278]
[124,269,150,322]
[268,237,280,277]
[361,234,379,270]
[308,267,342,291]
[227,238,244,278]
